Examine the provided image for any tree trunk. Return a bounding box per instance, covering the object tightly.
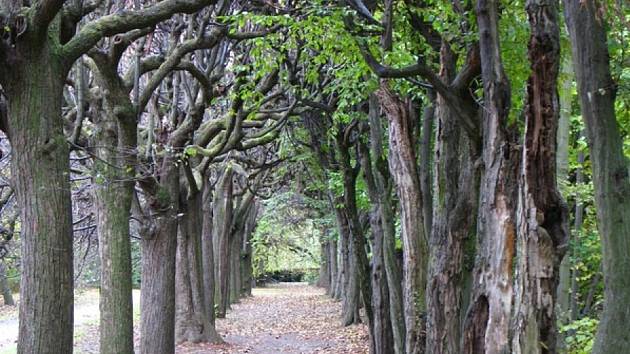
[201,181,219,325]
[426,43,480,354]
[4,50,74,354]
[93,111,135,354]
[328,239,339,298]
[336,130,374,348]
[176,190,222,344]
[213,166,233,318]
[564,1,630,351]
[240,203,257,297]
[376,83,428,354]
[362,94,405,353]
[0,262,14,306]
[333,202,361,325]
[318,238,331,289]
[555,59,573,331]
[360,136,394,354]
[511,0,568,350]
[462,0,519,351]
[229,215,241,304]
[419,94,434,241]
[140,156,179,354]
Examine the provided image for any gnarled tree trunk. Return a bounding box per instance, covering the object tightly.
[426,45,480,352]
[377,83,428,354]
[463,0,519,351]
[511,0,568,351]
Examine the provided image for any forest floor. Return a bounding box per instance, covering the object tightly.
[0,283,368,354]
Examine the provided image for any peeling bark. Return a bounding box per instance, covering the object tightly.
[463,0,519,351]
[376,82,428,354]
[512,0,568,351]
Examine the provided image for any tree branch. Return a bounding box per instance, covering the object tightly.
[62,0,216,63]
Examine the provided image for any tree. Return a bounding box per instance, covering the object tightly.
[0,1,213,351]
[563,0,630,352]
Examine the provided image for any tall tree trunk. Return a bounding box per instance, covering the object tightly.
[360,137,394,354]
[140,156,179,354]
[426,43,480,354]
[337,130,374,348]
[362,94,405,353]
[376,83,428,354]
[555,59,573,331]
[336,205,360,325]
[328,239,339,297]
[176,190,222,344]
[4,51,74,354]
[201,180,220,326]
[213,165,233,318]
[419,94,435,240]
[240,203,257,296]
[229,216,241,304]
[318,238,331,289]
[93,111,135,354]
[511,0,568,350]
[463,0,519,352]
[564,1,630,352]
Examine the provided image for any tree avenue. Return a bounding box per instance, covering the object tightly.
[0,0,627,353]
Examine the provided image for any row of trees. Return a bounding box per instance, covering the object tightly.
[262,1,628,354]
[0,1,292,353]
[0,0,627,354]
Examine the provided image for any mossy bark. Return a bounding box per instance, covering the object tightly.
[93,111,135,354]
[4,42,74,354]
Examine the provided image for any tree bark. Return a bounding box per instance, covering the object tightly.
[175,190,222,344]
[140,155,179,354]
[318,238,331,289]
[93,109,135,354]
[3,48,74,354]
[201,180,220,326]
[512,0,568,350]
[328,239,338,297]
[335,204,360,325]
[362,94,405,354]
[376,83,428,354]
[564,1,630,351]
[0,262,14,306]
[426,43,480,354]
[463,0,519,351]
[240,203,257,296]
[555,59,573,331]
[336,128,374,348]
[360,136,394,354]
[213,165,233,318]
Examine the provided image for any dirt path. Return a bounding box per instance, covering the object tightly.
[0,283,368,354]
[179,283,369,353]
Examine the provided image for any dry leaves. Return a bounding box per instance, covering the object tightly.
[177,283,369,354]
